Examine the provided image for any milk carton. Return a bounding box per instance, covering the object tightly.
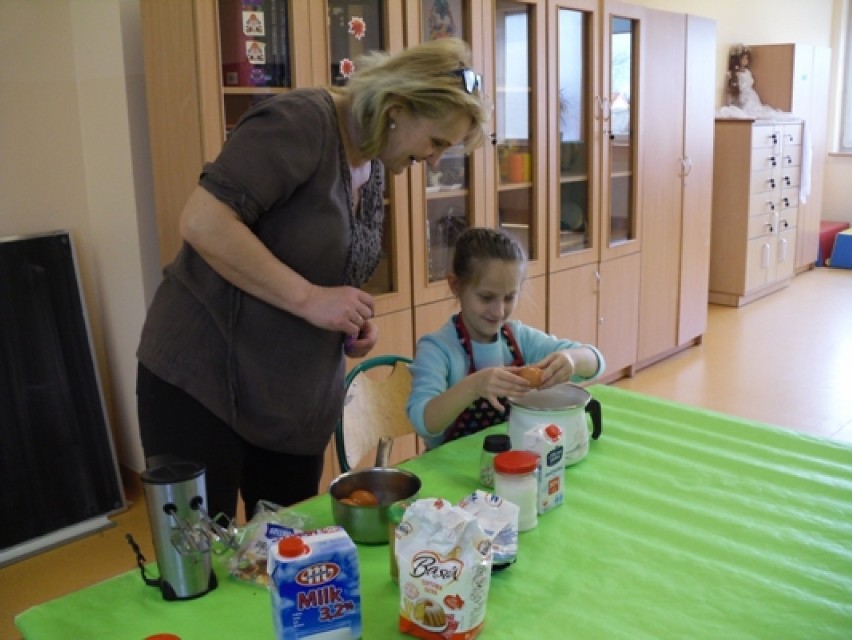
[523,423,565,514]
[267,526,362,640]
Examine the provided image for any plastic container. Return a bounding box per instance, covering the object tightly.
[493,450,540,531]
[388,499,414,583]
[479,434,512,488]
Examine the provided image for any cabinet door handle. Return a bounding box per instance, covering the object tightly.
[596,96,610,121]
[761,243,770,269]
[779,237,788,262]
[680,156,692,177]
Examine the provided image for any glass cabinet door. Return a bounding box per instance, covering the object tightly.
[326,1,398,300]
[421,0,475,288]
[555,5,593,260]
[325,1,410,315]
[218,0,292,136]
[605,14,636,249]
[550,0,640,269]
[327,1,385,85]
[493,1,539,272]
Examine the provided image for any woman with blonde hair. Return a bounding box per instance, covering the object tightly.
[136,38,489,521]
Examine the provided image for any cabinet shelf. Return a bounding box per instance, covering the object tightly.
[498,181,532,191]
[222,86,288,95]
[425,187,468,199]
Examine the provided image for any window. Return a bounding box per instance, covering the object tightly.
[840,1,852,150]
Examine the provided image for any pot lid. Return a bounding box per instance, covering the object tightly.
[509,383,590,410]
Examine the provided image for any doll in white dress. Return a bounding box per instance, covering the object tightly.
[724,44,778,117]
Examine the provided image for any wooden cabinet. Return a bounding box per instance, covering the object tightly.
[637,11,715,364]
[545,0,644,377]
[748,43,830,272]
[141,0,714,382]
[710,119,803,307]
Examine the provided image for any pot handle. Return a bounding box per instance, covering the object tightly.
[374,435,394,467]
[586,398,602,440]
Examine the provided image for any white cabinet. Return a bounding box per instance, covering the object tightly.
[710,119,803,307]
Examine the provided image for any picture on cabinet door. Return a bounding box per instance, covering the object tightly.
[219,0,290,88]
[424,0,460,40]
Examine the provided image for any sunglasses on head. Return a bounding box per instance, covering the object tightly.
[452,68,482,94]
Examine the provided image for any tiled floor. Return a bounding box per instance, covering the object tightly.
[2,267,851,639]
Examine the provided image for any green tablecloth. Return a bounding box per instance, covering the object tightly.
[16,386,852,639]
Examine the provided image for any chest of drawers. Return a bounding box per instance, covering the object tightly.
[709,118,803,306]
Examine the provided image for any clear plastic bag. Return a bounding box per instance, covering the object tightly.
[227,500,314,585]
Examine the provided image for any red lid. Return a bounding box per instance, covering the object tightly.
[493,450,539,475]
[277,535,309,558]
[144,635,181,640]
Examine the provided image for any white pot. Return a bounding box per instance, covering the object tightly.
[507,384,602,466]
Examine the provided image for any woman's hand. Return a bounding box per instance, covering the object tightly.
[344,319,379,358]
[303,284,375,335]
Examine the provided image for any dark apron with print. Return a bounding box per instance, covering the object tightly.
[442,314,525,443]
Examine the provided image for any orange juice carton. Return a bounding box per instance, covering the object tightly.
[523,423,565,514]
[267,526,362,639]
[395,498,492,639]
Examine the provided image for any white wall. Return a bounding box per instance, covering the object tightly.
[0,0,846,477]
[0,0,160,472]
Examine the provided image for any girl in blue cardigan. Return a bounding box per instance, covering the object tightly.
[407,228,605,449]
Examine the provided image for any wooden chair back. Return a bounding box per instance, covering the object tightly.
[335,355,419,472]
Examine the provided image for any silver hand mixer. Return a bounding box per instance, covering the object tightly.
[130,457,236,600]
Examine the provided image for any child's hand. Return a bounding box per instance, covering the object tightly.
[473,367,533,411]
[532,351,577,389]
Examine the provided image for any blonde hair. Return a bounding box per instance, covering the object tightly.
[339,38,491,157]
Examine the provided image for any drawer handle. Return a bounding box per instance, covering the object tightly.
[771,133,778,144]
[770,157,777,167]
[781,218,789,229]
[768,178,776,189]
[785,155,792,164]
[767,202,775,212]
[782,197,790,207]
[784,176,791,186]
